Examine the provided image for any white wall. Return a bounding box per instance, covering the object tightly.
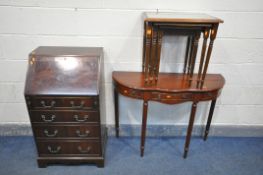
[0,0,262,127]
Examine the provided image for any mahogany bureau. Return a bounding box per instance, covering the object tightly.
[24,46,106,168]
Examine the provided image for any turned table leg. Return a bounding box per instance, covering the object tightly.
[204,99,217,141]
[184,102,198,158]
[114,88,119,138]
[140,100,148,157]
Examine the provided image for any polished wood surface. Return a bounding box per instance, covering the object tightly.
[30,46,103,57]
[113,72,225,93]
[144,12,223,23]
[25,47,102,96]
[114,12,224,158]
[25,47,106,168]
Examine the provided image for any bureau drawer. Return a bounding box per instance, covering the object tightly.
[29,110,99,123]
[26,96,98,110]
[36,140,101,156]
[33,125,100,139]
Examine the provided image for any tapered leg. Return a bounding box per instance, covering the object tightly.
[200,24,219,88]
[204,99,217,141]
[197,29,209,88]
[140,100,148,157]
[183,36,191,74]
[189,33,201,78]
[183,102,197,158]
[114,88,119,138]
[154,29,163,83]
[144,23,153,84]
[187,36,194,75]
[149,26,158,83]
[142,21,146,72]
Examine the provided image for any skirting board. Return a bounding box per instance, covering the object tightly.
[0,123,263,137]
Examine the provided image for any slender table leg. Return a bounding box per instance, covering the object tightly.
[197,29,209,88]
[114,88,119,138]
[140,100,148,157]
[183,102,197,158]
[149,26,158,84]
[200,24,219,88]
[189,33,201,78]
[142,21,146,72]
[154,28,163,83]
[204,99,217,141]
[187,36,194,75]
[183,36,191,74]
[144,23,152,84]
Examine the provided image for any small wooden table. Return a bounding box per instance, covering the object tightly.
[113,72,225,157]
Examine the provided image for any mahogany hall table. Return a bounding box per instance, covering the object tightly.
[113,72,225,158]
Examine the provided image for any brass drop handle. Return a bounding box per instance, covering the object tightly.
[78,146,91,153]
[70,101,85,108]
[76,130,90,137]
[74,115,89,122]
[41,100,56,108]
[44,129,58,137]
[48,146,61,154]
[41,115,56,122]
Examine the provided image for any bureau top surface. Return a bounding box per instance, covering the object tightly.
[30,46,103,57]
[25,47,103,96]
[144,12,223,23]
